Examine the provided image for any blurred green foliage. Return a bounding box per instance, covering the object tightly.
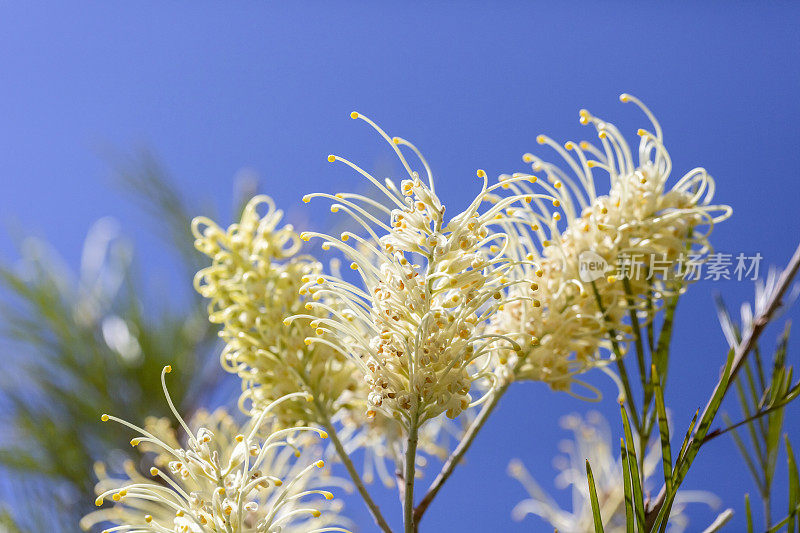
[0,155,226,532]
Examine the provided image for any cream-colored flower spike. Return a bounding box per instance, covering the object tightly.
[83,367,350,533]
[192,196,356,426]
[492,95,731,388]
[291,112,552,425]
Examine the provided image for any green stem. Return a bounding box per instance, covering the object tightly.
[404,407,420,533]
[413,381,508,525]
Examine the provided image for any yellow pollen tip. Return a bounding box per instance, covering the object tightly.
[274,479,283,486]
[304,338,312,346]
[306,394,314,402]
[145,515,153,523]
[235,434,244,442]
[552,199,560,207]
[350,111,359,119]
[620,93,630,102]
[319,431,328,439]
[323,491,334,500]
[392,137,401,144]
[315,460,325,468]
[327,155,336,163]
[350,262,359,270]
[554,181,562,188]
[101,414,109,422]
[607,275,617,283]
[564,141,574,150]
[150,467,159,476]
[536,135,546,144]
[637,128,647,136]
[476,169,486,178]
[312,510,322,518]
[283,318,291,326]
[164,365,172,373]
[130,438,140,447]
[302,195,311,203]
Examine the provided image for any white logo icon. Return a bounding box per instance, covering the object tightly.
[578,250,609,282]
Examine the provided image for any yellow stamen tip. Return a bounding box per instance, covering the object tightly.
[150,467,159,476]
[312,510,322,518]
[235,434,244,442]
[476,169,487,178]
[315,460,325,468]
[327,155,336,163]
[607,275,617,283]
[536,135,546,144]
[101,414,109,422]
[130,438,140,447]
[164,365,172,374]
[95,497,104,507]
[350,111,359,119]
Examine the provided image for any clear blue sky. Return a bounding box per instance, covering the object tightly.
[1,2,799,531]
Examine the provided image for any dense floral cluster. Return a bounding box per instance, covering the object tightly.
[88,94,741,533]
[83,368,348,533]
[491,95,730,390]
[293,113,549,425]
[192,196,356,425]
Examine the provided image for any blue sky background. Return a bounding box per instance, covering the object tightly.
[1,2,800,531]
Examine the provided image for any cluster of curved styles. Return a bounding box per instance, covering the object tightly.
[92,94,732,533]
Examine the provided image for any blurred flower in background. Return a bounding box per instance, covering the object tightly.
[507,411,722,533]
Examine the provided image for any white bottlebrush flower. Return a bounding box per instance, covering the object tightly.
[508,411,720,533]
[492,95,731,389]
[291,112,549,425]
[192,195,356,426]
[83,366,350,533]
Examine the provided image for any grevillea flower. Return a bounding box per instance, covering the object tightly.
[290,112,550,425]
[491,95,731,389]
[83,367,349,533]
[508,411,721,533]
[192,196,356,426]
